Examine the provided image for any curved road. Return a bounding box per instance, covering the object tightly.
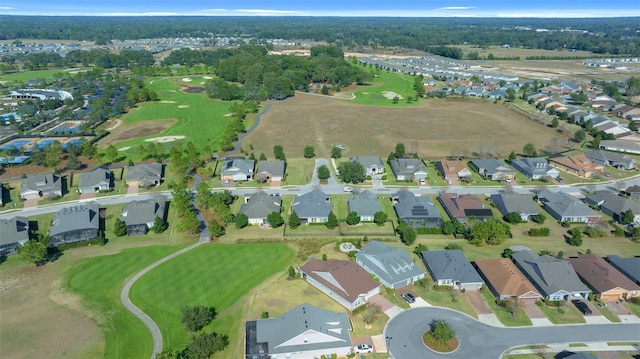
[385,307,640,359]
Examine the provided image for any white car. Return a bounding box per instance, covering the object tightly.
[343,186,353,192]
[336,144,346,150]
[353,344,373,354]
[419,178,426,186]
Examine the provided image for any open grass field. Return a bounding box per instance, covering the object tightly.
[129,243,294,356]
[0,67,92,83]
[349,67,418,106]
[99,77,232,154]
[241,94,570,159]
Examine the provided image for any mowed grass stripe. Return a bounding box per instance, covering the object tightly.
[129,243,294,351]
[350,66,417,106]
[64,245,184,359]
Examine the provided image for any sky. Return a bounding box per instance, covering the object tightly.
[0,0,638,17]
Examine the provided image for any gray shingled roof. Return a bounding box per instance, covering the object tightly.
[255,303,352,355]
[220,158,255,176]
[512,250,590,298]
[0,216,29,246]
[584,150,635,168]
[511,157,557,178]
[121,197,166,226]
[240,191,281,219]
[79,167,111,189]
[356,240,425,286]
[20,173,61,194]
[491,193,540,217]
[607,255,640,284]
[257,160,285,177]
[585,190,640,216]
[393,190,441,221]
[538,189,601,219]
[293,190,332,219]
[389,158,426,178]
[421,250,483,284]
[50,203,99,236]
[348,190,380,217]
[350,156,383,169]
[470,158,514,177]
[125,163,163,182]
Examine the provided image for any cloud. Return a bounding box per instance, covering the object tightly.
[103,12,180,16]
[437,6,477,11]
[0,6,15,10]
[199,8,307,16]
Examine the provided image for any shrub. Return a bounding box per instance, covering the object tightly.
[528,227,550,236]
[444,243,462,251]
[181,305,217,332]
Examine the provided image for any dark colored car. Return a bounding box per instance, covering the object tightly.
[401,292,416,303]
[571,299,592,315]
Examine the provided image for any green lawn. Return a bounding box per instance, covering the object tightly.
[64,245,184,359]
[110,77,232,153]
[349,66,420,107]
[537,301,586,324]
[282,158,315,186]
[479,287,532,326]
[414,286,478,319]
[129,243,294,354]
[0,67,92,83]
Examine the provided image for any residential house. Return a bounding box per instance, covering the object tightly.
[356,240,426,289]
[622,185,640,200]
[255,160,285,183]
[599,140,640,155]
[474,258,543,304]
[350,156,384,176]
[347,190,380,222]
[510,157,560,180]
[584,190,640,224]
[611,104,640,120]
[568,254,639,301]
[436,158,472,181]
[606,255,640,285]
[421,250,484,291]
[593,120,631,138]
[467,87,486,97]
[491,193,540,221]
[49,203,100,246]
[292,190,332,224]
[245,303,352,359]
[438,193,493,223]
[549,154,603,178]
[300,259,381,311]
[537,189,602,223]
[220,157,255,182]
[469,158,515,181]
[240,191,282,226]
[20,173,62,200]
[0,216,29,256]
[125,163,163,187]
[389,158,427,181]
[392,190,442,228]
[589,95,618,111]
[584,150,635,170]
[78,167,112,194]
[0,183,3,206]
[512,250,591,300]
[120,197,166,236]
[486,89,507,99]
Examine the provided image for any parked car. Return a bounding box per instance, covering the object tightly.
[557,177,564,183]
[353,344,373,354]
[224,178,230,184]
[401,292,416,303]
[571,299,592,315]
[343,186,353,192]
[419,178,426,186]
[336,144,346,150]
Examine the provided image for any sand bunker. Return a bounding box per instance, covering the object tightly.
[118,146,131,151]
[200,82,205,84]
[203,76,213,79]
[224,113,233,117]
[382,91,403,100]
[182,78,192,82]
[178,105,188,108]
[159,100,176,104]
[144,135,186,143]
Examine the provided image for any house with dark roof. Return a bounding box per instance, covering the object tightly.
[584,190,640,224]
[244,303,352,359]
[469,158,515,181]
[120,197,166,236]
[220,158,255,182]
[389,158,427,181]
[421,250,484,291]
[300,259,381,311]
[78,167,112,194]
[49,203,100,246]
[510,157,559,180]
[491,193,540,221]
[622,185,640,200]
[255,160,285,183]
[512,250,590,300]
[549,154,603,178]
[392,190,442,228]
[292,190,332,224]
[356,240,425,289]
[20,173,62,200]
[436,159,472,181]
[0,216,29,255]
[568,254,639,301]
[537,190,602,223]
[240,191,282,226]
[350,156,384,176]
[438,193,493,223]
[0,183,4,206]
[606,255,640,285]
[474,258,543,304]
[584,150,635,170]
[599,140,640,155]
[347,190,380,222]
[125,163,163,187]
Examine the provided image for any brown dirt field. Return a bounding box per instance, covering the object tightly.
[99,119,177,147]
[242,95,570,159]
[0,263,104,359]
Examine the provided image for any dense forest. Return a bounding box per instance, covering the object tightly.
[1,16,639,55]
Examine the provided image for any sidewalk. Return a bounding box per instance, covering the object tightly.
[506,342,639,356]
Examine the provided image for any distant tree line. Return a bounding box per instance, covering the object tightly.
[3,49,154,71]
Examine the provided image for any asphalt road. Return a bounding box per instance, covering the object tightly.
[385,307,640,359]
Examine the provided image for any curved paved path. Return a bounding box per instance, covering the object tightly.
[385,307,640,359]
[223,101,277,157]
